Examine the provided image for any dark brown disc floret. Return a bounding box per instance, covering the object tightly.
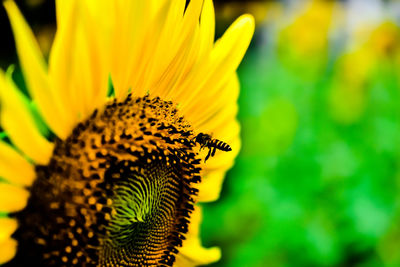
[7,95,202,267]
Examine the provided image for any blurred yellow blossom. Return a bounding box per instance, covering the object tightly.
[277,0,339,79]
[329,21,400,124]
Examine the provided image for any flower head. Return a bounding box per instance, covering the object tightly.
[0,0,254,266]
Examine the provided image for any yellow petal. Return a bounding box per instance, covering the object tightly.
[196,171,226,203]
[127,0,175,97]
[0,218,18,242]
[55,0,70,28]
[147,0,169,18]
[175,206,221,267]
[49,0,80,122]
[0,183,29,212]
[176,14,253,109]
[198,0,215,57]
[193,74,240,161]
[197,116,241,202]
[4,0,71,139]
[140,0,187,91]
[0,71,54,165]
[79,1,112,114]
[198,135,240,202]
[153,27,201,99]
[179,72,241,203]
[211,14,255,81]
[186,74,240,130]
[0,140,35,186]
[50,0,110,124]
[112,0,160,98]
[151,0,205,99]
[0,238,17,265]
[203,105,239,136]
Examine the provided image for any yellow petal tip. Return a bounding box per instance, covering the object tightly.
[0,238,17,265]
[238,14,256,34]
[206,246,222,263]
[0,183,29,212]
[0,218,18,242]
[3,0,16,12]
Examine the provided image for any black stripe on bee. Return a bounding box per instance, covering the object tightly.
[209,139,232,151]
[193,133,232,162]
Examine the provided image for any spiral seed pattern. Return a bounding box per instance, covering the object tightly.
[7,95,201,267]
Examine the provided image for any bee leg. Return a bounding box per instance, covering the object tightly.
[190,137,196,145]
[205,148,212,162]
[211,146,217,157]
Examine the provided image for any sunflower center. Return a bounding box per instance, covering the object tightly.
[9,95,201,267]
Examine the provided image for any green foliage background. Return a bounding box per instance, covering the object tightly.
[202,1,400,266]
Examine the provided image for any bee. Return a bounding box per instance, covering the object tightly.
[194,133,232,162]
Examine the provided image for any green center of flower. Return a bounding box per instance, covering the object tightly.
[8,95,201,267]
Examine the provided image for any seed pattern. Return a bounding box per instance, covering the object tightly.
[7,95,201,267]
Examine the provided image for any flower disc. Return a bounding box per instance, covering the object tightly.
[7,95,201,267]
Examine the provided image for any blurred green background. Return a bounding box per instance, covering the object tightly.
[3,0,400,266]
[202,0,400,266]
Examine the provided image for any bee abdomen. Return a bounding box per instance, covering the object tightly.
[211,140,232,151]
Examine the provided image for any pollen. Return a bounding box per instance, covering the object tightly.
[8,95,202,267]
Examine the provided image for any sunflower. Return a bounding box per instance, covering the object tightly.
[0,0,254,266]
